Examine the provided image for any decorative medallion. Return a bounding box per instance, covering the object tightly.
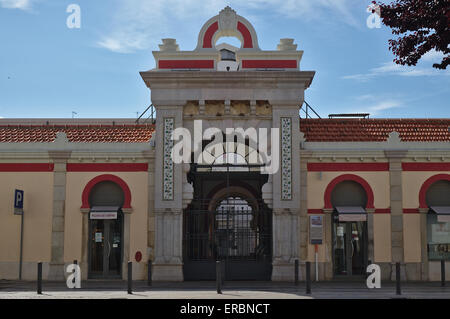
[281,117,292,200]
[163,118,174,200]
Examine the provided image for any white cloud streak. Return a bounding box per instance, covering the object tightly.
[0,0,33,10]
[342,61,450,82]
[97,0,357,53]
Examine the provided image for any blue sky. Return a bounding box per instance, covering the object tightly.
[0,0,448,119]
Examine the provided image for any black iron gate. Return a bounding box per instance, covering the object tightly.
[183,163,272,280]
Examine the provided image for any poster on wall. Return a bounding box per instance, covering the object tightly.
[309,215,323,245]
[431,223,450,244]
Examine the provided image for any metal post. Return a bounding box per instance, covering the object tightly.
[294,259,299,286]
[441,260,446,287]
[148,260,152,286]
[127,261,132,294]
[19,212,24,280]
[216,261,222,294]
[306,261,311,294]
[396,262,401,295]
[37,262,42,295]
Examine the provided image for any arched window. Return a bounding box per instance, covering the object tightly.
[331,180,368,208]
[426,179,450,261]
[89,181,125,207]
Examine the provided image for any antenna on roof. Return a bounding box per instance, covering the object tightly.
[72,111,77,118]
[328,113,370,119]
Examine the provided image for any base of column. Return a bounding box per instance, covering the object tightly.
[48,263,66,281]
[152,263,184,281]
[271,262,294,282]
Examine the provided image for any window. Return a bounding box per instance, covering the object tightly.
[427,213,450,261]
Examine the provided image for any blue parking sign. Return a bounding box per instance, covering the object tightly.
[14,189,24,211]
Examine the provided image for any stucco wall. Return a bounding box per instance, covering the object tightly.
[0,172,53,279]
[373,214,391,262]
[307,171,390,209]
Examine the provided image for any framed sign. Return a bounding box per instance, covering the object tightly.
[309,215,323,245]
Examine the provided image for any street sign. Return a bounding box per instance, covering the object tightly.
[14,189,24,215]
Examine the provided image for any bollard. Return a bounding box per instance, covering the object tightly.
[396,262,401,295]
[37,262,42,295]
[148,260,152,286]
[128,261,132,294]
[306,261,311,294]
[216,261,222,294]
[73,259,78,285]
[294,259,299,286]
[441,260,446,287]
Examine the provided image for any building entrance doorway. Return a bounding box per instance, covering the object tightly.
[88,211,123,278]
[330,180,369,277]
[332,221,368,276]
[183,158,272,280]
[87,180,125,279]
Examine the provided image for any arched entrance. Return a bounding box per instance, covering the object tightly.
[183,148,272,280]
[423,177,450,262]
[87,180,125,279]
[328,178,370,277]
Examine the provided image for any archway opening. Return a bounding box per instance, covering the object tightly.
[425,179,450,262]
[88,180,125,279]
[330,180,368,277]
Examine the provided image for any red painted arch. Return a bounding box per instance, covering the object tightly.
[202,20,254,49]
[81,174,132,209]
[202,22,219,48]
[236,21,253,48]
[418,174,450,209]
[324,174,375,209]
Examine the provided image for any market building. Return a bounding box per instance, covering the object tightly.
[0,7,449,282]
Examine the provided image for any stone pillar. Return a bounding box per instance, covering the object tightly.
[152,104,184,281]
[270,104,301,281]
[299,153,309,280]
[386,150,407,281]
[48,151,71,280]
[152,209,183,280]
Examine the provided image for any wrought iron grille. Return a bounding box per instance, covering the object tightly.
[183,198,272,262]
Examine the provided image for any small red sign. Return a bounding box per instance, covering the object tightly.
[135,251,142,262]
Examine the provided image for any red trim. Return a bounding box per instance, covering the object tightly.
[374,208,391,214]
[308,163,389,172]
[202,21,219,48]
[307,209,324,214]
[0,163,54,172]
[237,21,253,48]
[158,60,214,69]
[242,60,297,69]
[402,163,450,171]
[81,174,132,209]
[324,174,375,209]
[68,163,148,172]
[403,208,420,214]
[418,173,450,208]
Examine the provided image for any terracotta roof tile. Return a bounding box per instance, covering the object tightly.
[300,118,450,142]
[0,124,155,143]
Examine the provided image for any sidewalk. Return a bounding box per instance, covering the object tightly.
[0,280,449,299]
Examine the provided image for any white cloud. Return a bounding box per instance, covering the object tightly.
[348,99,403,116]
[0,0,33,10]
[421,49,445,62]
[342,61,449,82]
[97,0,357,53]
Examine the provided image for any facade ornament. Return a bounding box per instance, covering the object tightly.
[218,6,238,32]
